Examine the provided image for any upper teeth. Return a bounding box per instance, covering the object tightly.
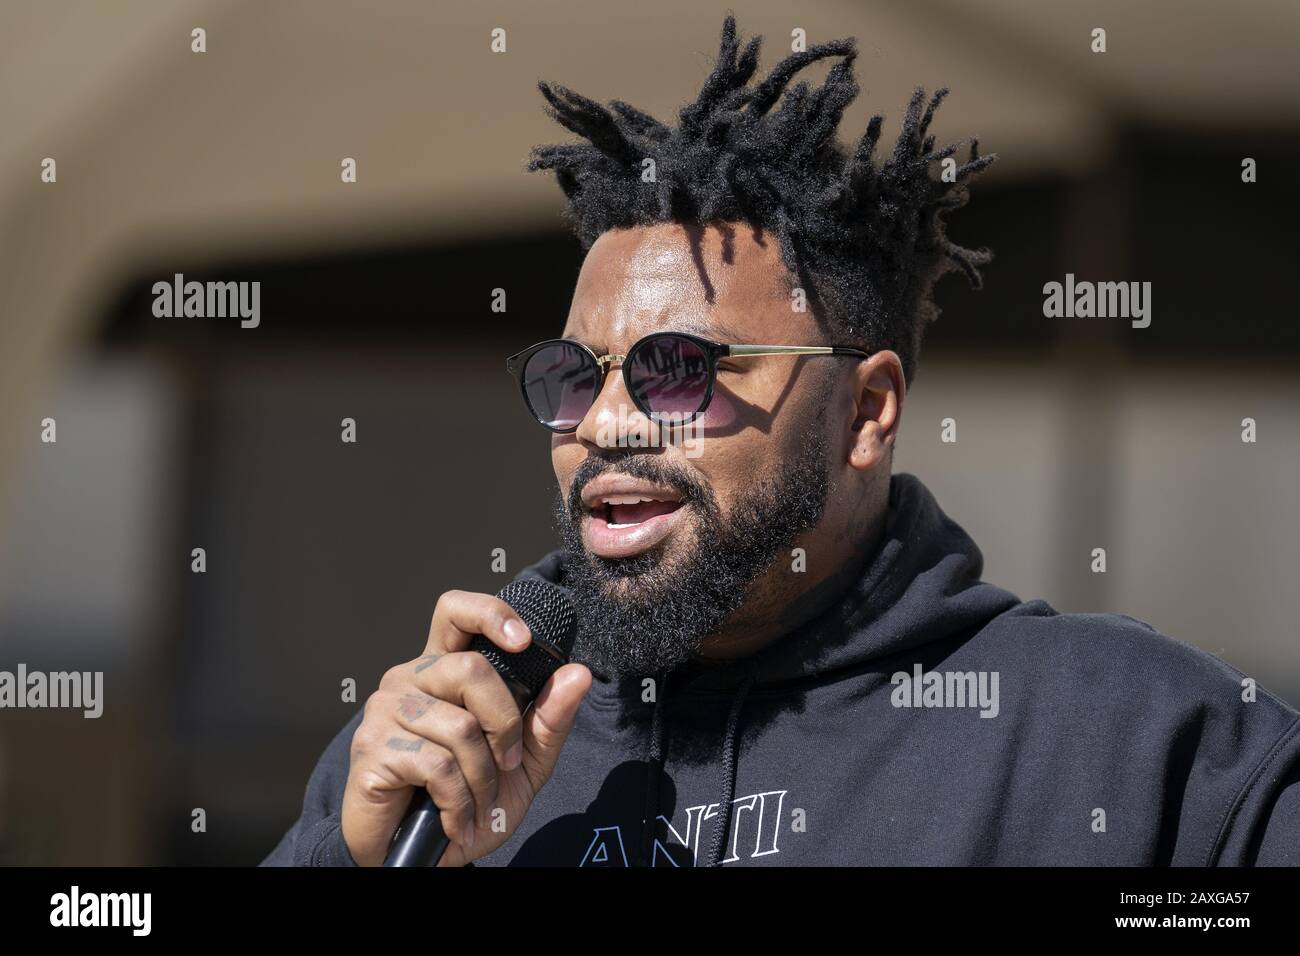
[601,495,664,505]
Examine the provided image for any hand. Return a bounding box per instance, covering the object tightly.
[340,590,591,866]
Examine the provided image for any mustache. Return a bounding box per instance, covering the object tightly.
[564,454,712,521]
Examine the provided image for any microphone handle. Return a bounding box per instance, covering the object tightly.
[382,792,452,867]
[383,677,532,867]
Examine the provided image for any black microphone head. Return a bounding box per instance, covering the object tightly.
[468,579,576,699]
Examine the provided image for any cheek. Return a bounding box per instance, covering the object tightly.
[551,439,582,496]
[698,388,739,429]
[690,431,774,514]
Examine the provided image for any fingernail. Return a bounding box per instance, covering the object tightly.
[505,742,523,770]
[503,618,529,647]
[462,821,477,850]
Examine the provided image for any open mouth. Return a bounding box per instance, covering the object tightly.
[595,495,683,529]
[580,481,687,559]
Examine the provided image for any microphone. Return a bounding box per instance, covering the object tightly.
[383,578,577,867]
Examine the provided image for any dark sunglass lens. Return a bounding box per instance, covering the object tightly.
[521,342,597,430]
[627,335,710,422]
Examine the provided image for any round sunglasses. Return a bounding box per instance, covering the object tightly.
[506,331,870,433]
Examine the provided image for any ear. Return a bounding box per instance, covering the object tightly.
[847,351,905,472]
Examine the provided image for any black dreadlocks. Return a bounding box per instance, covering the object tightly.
[527,15,996,383]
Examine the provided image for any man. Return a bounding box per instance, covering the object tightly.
[264,17,1300,867]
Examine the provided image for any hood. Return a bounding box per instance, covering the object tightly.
[514,472,1022,865]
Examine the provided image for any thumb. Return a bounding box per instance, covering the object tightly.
[520,662,591,792]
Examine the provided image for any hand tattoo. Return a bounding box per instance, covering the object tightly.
[399,693,434,721]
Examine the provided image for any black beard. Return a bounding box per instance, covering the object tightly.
[553,421,832,680]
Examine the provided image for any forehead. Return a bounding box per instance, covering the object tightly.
[563,222,818,346]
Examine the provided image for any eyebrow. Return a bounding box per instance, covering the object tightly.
[568,316,750,353]
[669,317,747,343]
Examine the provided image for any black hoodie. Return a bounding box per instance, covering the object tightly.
[263,473,1300,866]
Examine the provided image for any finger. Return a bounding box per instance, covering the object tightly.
[378,733,479,851]
[424,591,531,656]
[341,773,413,867]
[520,662,592,792]
[412,652,524,774]
[391,691,502,829]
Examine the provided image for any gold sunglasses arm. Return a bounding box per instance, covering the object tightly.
[726,344,870,358]
[508,342,869,374]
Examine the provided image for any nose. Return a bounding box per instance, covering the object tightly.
[574,361,657,451]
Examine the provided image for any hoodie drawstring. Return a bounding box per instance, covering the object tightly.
[704,662,757,867]
[642,669,670,867]
[643,661,758,867]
